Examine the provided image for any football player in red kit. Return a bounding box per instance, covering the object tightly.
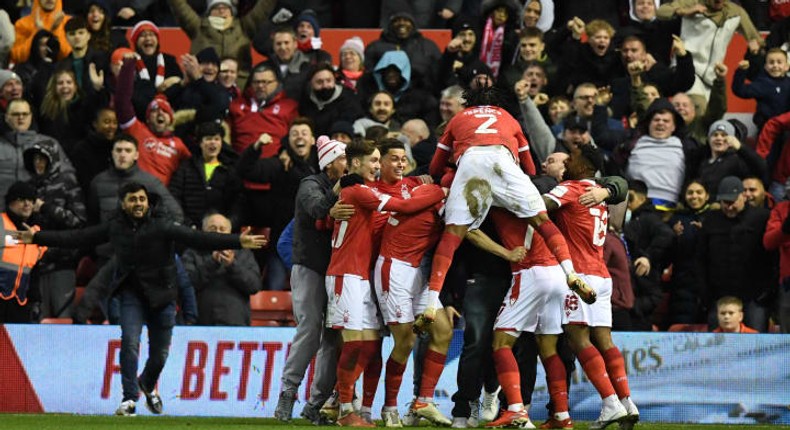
[424,86,596,330]
[325,139,446,427]
[542,147,637,430]
[374,184,454,427]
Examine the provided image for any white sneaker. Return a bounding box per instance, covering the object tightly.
[115,399,136,416]
[469,400,481,427]
[619,397,640,430]
[589,396,628,429]
[517,418,536,429]
[402,401,421,426]
[481,387,501,422]
[382,407,404,427]
[411,400,452,426]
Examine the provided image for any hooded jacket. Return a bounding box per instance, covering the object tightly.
[0,128,75,211]
[23,144,86,271]
[10,0,72,63]
[365,11,441,93]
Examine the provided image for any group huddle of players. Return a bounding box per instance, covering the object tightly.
[323,86,639,430]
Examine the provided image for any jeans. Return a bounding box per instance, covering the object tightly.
[451,272,511,418]
[119,288,176,401]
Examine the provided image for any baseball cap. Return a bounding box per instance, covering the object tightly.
[717,176,744,202]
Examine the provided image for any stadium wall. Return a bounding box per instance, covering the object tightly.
[1,324,787,425]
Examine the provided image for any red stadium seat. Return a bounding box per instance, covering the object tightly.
[40,318,73,324]
[250,291,294,326]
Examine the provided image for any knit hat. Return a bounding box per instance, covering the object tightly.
[111,47,135,65]
[316,135,346,170]
[339,36,365,62]
[129,20,159,47]
[0,70,21,89]
[86,0,112,16]
[458,60,492,88]
[717,176,744,202]
[708,119,735,138]
[206,0,237,16]
[196,47,220,65]
[146,95,174,120]
[295,9,320,37]
[5,181,37,206]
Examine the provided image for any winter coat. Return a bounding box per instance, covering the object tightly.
[70,130,114,195]
[167,0,275,88]
[732,68,790,128]
[181,247,262,326]
[10,0,71,63]
[292,172,338,274]
[299,85,364,137]
[23,144,86,272]
[697,146,768,200]
[34,200,245,309]
[665,205,710,324]
[0,129,75,211]
[365,11,442,93]
[236,143,320,243]
[697,205,776,304]
[168,152,244,228]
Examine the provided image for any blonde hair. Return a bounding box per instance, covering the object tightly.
[40,69,80,122]
[586,19,615,38]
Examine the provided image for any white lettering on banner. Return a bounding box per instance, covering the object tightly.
[4,326,790,424]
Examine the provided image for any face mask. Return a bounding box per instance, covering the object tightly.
[208,16,231,31]
[315,87,335,101]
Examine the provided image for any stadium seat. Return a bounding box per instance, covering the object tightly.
[250,291,294,326]
[75,256,97,288]
[40,318,73,324]
[667,324,709,332]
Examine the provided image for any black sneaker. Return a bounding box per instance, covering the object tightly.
[274,390,297,421]
[138,377,163,414]
[302,402,331,425]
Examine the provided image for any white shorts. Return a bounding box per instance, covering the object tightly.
[373,256,442,325]
[445,146,545,229]
[562,273,612,327]
[494,265,566,335]
[325,275,381,331]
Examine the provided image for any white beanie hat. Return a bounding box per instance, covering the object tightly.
[0,70,22,89]
[339,36,365,62]
[317,135,346,170]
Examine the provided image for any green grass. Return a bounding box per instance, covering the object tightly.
[1,415,789,430]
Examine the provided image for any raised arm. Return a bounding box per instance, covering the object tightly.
[166,0,201,37]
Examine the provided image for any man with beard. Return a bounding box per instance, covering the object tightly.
[353,91,401,137]
[236,117,320,290]
[357,50,439,129]
[116,57,191,186]
[14,181,268,416]
[299,63,364,137]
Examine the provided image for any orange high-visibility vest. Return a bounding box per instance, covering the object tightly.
[0,213,47,305]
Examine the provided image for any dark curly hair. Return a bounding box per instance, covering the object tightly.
[463,85,503,108]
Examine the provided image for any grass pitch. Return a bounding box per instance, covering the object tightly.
[2,415,790,430]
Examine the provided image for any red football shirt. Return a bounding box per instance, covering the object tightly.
[545,179,610,278]
[489,208,557,271]
[370,176,425,245]
[379,185,445,267]
[431,105,535,176]
[123,119,191,186]
[327,183,445,278]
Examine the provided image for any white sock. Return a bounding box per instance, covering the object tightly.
[507,403,523,412]
[554,411,570,420]
[560,260,575,276]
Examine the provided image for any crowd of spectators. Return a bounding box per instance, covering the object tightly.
[1,0,790,334]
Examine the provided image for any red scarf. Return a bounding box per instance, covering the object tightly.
[479,16,505,78]
[137,53,165,87]
[341,69,363,90]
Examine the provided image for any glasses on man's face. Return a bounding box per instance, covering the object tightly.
[8,112,31,118]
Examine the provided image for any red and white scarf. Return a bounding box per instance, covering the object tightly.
[137,53,165,87]
[479,16,505,78]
